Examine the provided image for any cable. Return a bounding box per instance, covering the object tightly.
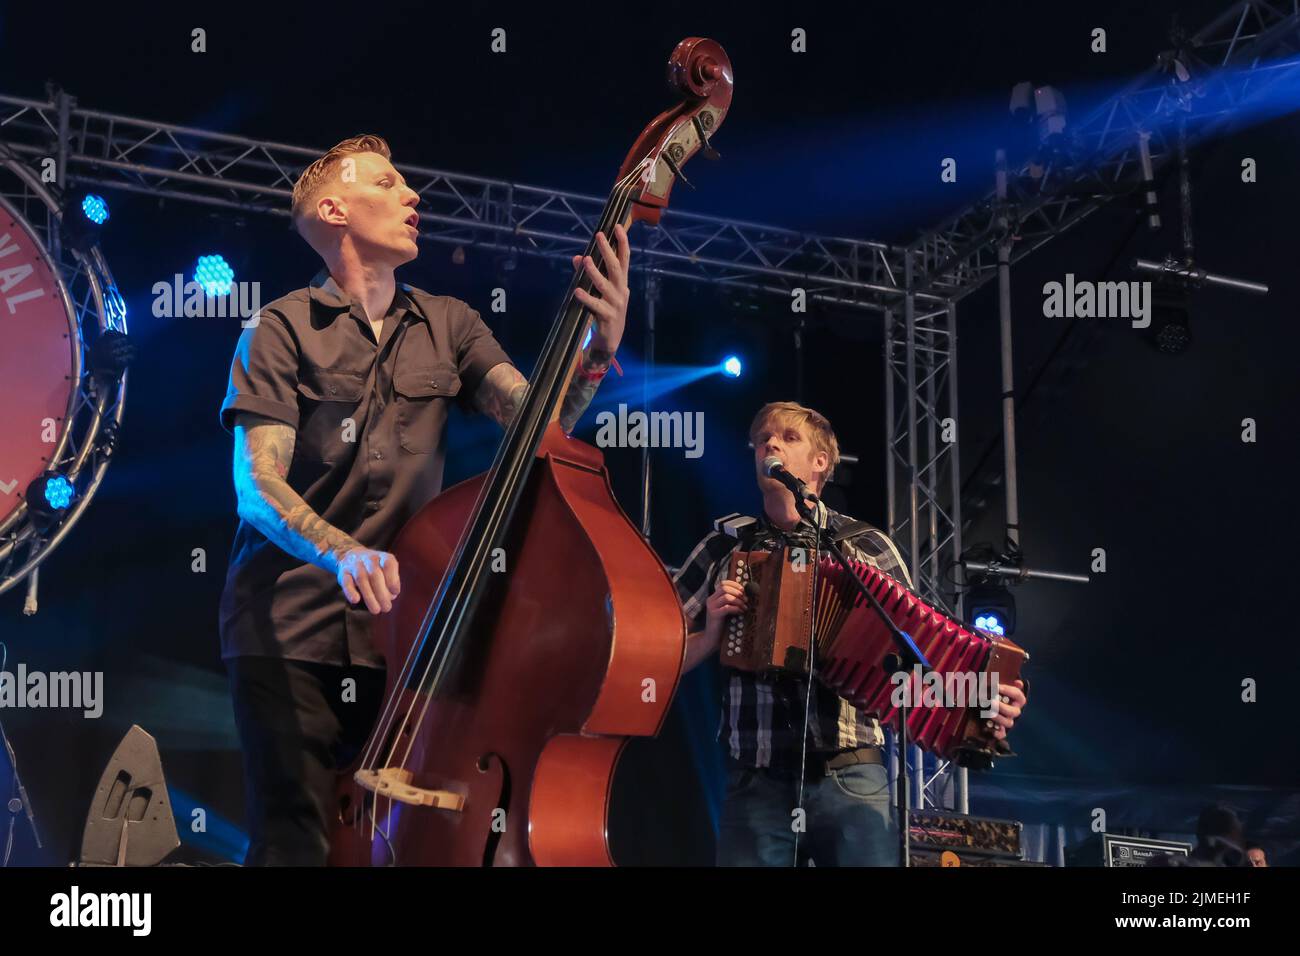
[792,507,824,867]
[1,642,18,868]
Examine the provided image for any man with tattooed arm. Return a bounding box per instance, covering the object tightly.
[218,135,629,865]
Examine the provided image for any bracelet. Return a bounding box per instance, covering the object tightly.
[578,350,621,383]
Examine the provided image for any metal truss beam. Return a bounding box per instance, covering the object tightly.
[882,0,1300,819]
[884,272,967,814]
[908,0,1300,301]
[0,92,919,313]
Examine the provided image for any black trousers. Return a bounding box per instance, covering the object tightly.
[225,656,386,866]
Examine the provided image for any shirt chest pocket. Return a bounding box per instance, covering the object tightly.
[295,365,367,463]
[393,364,461,454]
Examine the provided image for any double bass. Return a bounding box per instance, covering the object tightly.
[329,38,734,866]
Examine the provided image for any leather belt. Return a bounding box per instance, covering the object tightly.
[742,747,885,783]
[821,746,884,773]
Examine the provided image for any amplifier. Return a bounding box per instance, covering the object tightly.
[910,847,1050,867]
[908,809,1023,856]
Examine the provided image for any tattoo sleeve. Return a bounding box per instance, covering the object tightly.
[473,347,613,435]
[233,412,361,572]
[473,363,530,429]
[558,346,613,433]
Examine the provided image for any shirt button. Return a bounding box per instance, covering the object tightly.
[373,451,383,460]
[430,381,438,390]
[329,385,338,395]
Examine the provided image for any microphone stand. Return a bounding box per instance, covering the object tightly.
[789,488,930,868]
[1,718,41,866]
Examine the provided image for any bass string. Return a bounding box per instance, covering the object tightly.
[368,160,652,780]
[385,172,643,775]
[356,159,651,776]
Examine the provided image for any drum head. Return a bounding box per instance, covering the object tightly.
[0,200,77,525]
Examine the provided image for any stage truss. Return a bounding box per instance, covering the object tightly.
[0,148,127,601]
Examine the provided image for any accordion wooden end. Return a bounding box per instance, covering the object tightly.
[720,547,1028,768]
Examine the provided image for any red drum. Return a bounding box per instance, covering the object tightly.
[0,197,77,528]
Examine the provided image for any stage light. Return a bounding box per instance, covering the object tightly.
[1033,86,1068,143]
[25,473,75,532]
[1009,81,1035,119]
[194,254,235,296]
[1154,317,1190,353]
[60,195,108,253]
[1009,81,1069,179]
[1147,286,1192,354]
[81,194,110,225]
[722,355,743,378]
[43,476,73,509]
[968,582,1016,637]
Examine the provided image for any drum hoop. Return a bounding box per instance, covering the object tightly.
[0,187,82,538]
[0,156,125,594]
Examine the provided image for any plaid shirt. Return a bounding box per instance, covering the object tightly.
[673,505,913,772]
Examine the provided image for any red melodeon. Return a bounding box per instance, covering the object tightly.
[721,547,1027,767]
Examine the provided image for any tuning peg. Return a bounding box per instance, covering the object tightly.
[692,114,721,160]
[662,150,695,190]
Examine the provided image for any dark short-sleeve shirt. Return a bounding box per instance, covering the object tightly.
[218,268,511,668]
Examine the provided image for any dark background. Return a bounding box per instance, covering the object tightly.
[1,0,1296,865]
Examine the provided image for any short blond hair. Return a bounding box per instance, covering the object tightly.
[290,134,392,233]
[749,401,841,485]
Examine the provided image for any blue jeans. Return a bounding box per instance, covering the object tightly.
[717,758,900,866]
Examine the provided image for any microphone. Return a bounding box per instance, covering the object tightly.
[762,456,817,502]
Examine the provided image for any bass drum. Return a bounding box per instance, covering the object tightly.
[0,195,79,534]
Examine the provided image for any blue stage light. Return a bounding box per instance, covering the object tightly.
[722,355,743,378]
[44,475,74,510]
[969,580,1016,636]
[81,194,109,225]
[194,254,235,296]
[25,473,75,531]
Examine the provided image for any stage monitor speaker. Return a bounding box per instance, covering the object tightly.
[77,724,179,867]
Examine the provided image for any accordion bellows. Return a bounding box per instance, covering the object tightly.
[722,547,1028,767]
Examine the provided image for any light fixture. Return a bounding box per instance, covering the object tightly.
[968,582,1016,637]
[25,474,76,533]
[194,254,235,296]
[81,194,110,225]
